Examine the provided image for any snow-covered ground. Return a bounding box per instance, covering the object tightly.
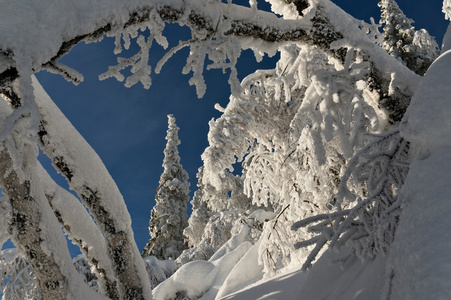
[206,247,385,300]
[153,223,387,300]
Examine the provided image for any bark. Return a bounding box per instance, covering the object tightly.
[34,80,152,300]
[41,167,120,300]
[0,148,68,299]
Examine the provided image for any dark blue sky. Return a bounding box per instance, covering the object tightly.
[35,0,448,255]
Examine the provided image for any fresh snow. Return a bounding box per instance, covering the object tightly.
[388,25,451,298]
[220,248,386,300]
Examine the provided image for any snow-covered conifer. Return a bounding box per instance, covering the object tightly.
[379,0,439,74]
[143,115,190,260]
[182,166,257,262]
[184,167,212,248]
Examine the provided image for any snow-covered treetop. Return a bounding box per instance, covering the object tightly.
[144,114,190,260]
[378,0,439,75]
[161,115,184,178]
[444,0,451,20]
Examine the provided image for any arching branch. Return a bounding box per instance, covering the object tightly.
[0,0,419,123]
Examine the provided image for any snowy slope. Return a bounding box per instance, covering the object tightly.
[387,24,451,299]
[220,248,386,300]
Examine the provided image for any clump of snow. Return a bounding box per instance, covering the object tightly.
[247,209,276,223]
[400,49,451,153]
[444,0,451,20]
[153,260,218,300]
[153,242,252,300]
[153,222,257,300]
[215,240,264,299]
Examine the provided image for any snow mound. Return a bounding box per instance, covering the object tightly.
[215,240,264,299]
[153,220,261,300]
[153,242,252,300]
[153,260,218,300]
[220,248,386,300]
[400,49,451,152]
[388,148,451,299]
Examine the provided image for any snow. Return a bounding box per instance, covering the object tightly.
[215,240,264,299]
[387,148,451,299]
[154,222,262,300]
[400,48,451,152]
[1,0,450,299]
[153,241,252,300]
[388,24,451,298]
[221,247,386,300]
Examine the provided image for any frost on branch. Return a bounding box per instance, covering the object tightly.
[0,249,40,300]
[183,36,242,98]
[99,8,168,89]
[99,5,244,97]
[42,61,84,85]
[199,40,391,275]
[292,129,410,270]
[358,17,383,47]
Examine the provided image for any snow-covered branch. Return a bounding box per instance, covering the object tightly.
[292,129,410,270]
[0,0,420,121]
[33,78,152,300]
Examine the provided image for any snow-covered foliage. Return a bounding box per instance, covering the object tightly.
[379,0,440,75]
[292,129,410,270]
[143,115,190,260]
[183,167,213,249]
[199,37,399,275]
[182,165,260,263]
[0,249,40,300]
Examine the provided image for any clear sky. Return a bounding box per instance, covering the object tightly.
[35,0,448,256]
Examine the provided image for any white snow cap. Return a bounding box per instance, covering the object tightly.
[444,0,451,20]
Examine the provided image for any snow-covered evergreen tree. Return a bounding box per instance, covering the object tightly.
[183,167,212,248]
[379,0,439,75]
[143,115,190,260]
[182,166,257,263]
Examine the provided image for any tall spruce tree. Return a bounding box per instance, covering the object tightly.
[142,115,190,260]
[379,0,439,75]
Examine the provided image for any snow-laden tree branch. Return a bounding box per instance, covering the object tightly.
[37,163,118,298]
[34,78,152,300]
[0,0,419,121]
